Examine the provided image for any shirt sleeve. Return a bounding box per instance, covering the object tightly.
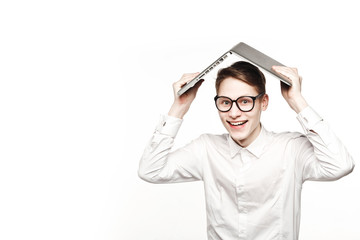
[138,115,204,183]
[295,106,355,182]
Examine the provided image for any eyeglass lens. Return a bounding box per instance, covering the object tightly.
[216,96,255,112]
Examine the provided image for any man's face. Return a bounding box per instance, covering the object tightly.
[217,77,268,147]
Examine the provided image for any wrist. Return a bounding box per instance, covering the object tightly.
[168,102,190,119]
[288,95,308,114]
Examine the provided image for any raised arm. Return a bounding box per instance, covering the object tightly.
[138,74,204,183]
[272,66,355,181]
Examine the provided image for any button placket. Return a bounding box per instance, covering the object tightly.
[235,160,247,239]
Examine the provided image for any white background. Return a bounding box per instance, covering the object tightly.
[0,0,359,239]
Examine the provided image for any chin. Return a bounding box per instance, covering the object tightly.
[225,121,260,147]
[229,130,249,144]
[226,125,250,141]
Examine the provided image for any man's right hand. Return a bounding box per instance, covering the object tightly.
[168,73,203,119]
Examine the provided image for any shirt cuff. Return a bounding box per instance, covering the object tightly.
[155,115,183,138]
[296,106,323,132]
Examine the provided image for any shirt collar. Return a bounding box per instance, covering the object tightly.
[228,124,271,159]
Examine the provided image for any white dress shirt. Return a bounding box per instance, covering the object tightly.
[138,106,354,240]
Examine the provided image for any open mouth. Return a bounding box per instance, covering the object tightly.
[227,120,248,126]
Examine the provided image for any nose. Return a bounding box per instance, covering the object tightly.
[228,102,242,118]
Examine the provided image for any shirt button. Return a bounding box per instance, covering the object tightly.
[238,205,248,213]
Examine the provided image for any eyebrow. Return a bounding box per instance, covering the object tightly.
[217,94,257,98]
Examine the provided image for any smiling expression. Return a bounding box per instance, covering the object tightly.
[217,77,268,147]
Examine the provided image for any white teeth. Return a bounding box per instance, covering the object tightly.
[229,121,246,126]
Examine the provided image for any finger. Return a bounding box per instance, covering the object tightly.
[272,66,289,78]
[193,79,204,89]
[173,73,201,92]
[176,75,193,85]
[272,66,291,76]
[182,72,200,79]
[272,66,296,74]
[272,65,287,72]
[184,79,204,96]
[273,66,300,84]
[179,72,200,83]
[182,73,202,86]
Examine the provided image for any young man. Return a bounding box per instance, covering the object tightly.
[138,61,355,240]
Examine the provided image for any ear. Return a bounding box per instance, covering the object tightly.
[261,94,269,111]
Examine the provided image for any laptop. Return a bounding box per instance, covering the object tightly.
[177,42,291,96]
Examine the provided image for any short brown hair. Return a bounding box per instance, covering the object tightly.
[215,61,266,94]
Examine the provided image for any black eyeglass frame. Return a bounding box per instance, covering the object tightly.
[214,92,265,112]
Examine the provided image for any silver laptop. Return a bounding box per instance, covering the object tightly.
[177,42,291,96]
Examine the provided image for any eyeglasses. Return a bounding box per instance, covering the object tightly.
[214,92,265,112]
